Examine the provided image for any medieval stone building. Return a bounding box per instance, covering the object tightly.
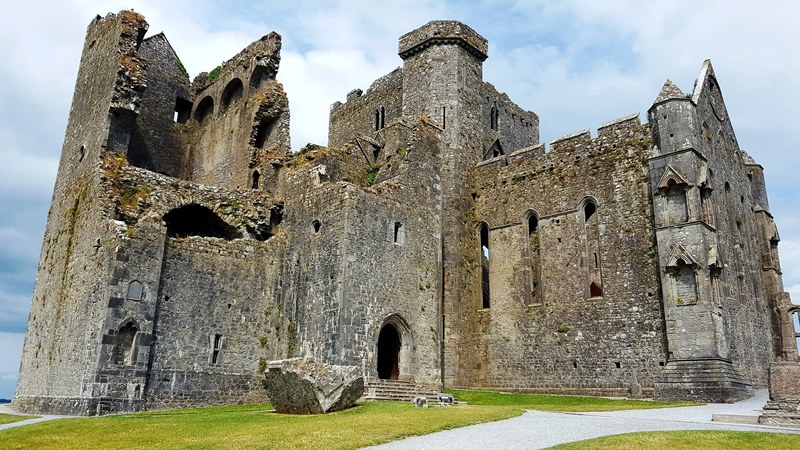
[13,11,799,420]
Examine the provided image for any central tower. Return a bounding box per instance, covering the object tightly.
[399,22,489,386]
[398,20,488,152]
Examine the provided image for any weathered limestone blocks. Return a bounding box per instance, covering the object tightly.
[760,361,800,427]
[264,357,364,414]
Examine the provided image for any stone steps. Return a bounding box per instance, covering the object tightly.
[362,380,440,402]
[712,413,762,424]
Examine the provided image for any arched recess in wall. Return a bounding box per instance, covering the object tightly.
[126,280,143,300]
[163,204,242,240]
[657,167,689,225]
[221,78,244,110]
[253,115,278,148]
[524,210,542,304]
[665,245,699,306]
[581,197,603,298]
[376,314,414,380]
[251,170,261,190]
[194,96,214,123]
[478,222,491,309]
[114,320,139,365]
[673,259,697,304]
[699,167,715,226]
[249,65,272,92]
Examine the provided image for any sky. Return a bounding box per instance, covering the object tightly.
[0,0,798,400]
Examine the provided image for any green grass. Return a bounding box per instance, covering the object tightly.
[0,402,520,450]
[0,413,38,425]
[446,389,700,412]
[548,430,800,449]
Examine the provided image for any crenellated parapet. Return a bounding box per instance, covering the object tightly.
[398,20,488,61]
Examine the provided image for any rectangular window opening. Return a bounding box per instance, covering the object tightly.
[174,97,192,124]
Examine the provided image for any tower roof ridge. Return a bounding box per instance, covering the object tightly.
[652,79,687,105]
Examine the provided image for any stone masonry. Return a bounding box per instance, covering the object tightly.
[13,11,796,415]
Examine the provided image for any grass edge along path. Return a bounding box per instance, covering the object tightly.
[0,413,39,426]
[546,430,800,450]
[445,389,700,412]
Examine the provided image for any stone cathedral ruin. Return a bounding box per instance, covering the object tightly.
[13,11,800,424]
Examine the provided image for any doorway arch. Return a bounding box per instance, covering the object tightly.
[375,314,414,381]
[377,324,401,379]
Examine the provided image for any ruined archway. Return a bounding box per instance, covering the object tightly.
[377,324,401,379]
[163,204,242,240]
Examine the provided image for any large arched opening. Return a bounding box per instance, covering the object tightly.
[163,204,242,240]
[377,323,401,380]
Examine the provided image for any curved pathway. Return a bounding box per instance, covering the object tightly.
[0,404,75,431]
[368,390,799,449]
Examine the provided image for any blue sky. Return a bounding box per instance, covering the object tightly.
[0,0,798,400]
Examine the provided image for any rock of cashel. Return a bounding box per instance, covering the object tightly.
[12,11,800,425]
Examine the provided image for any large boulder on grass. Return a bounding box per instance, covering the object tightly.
[264,357,364,414]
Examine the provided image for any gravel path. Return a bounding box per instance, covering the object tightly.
[0,404,75,431]
[368,389,800,449]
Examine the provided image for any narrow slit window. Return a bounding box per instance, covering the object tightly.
[480,223,490,309]
[251,170,261,190]
[393,222,405,245]
[211,334,223,365]
[584,202,596,222]
[527,212,541,304]
[583,198,602,298]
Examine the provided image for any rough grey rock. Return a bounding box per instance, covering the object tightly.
[264,357,364,414]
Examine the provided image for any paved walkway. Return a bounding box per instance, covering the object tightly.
[369,390,800,449]
[0,404,75,431]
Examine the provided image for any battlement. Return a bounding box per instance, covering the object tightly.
[477,113,646,174]
[398,20,488,61]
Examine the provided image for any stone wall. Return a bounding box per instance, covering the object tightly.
[457,115,665,396]
[479,83,539,157]
[648,64,772,401]
[329,69,403,149]
[183,33,289,192]
[127,33,190,177]
[14,11,151,415]
[281,121,444,389]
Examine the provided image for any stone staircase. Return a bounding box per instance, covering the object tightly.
[361,379,440,402]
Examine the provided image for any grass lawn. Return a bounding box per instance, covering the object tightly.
[446,389,700,412]
[0,402,520,449]
[0,414,38,425]
[548,430,800,449]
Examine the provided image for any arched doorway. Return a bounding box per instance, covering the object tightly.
[377,324,401,380]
